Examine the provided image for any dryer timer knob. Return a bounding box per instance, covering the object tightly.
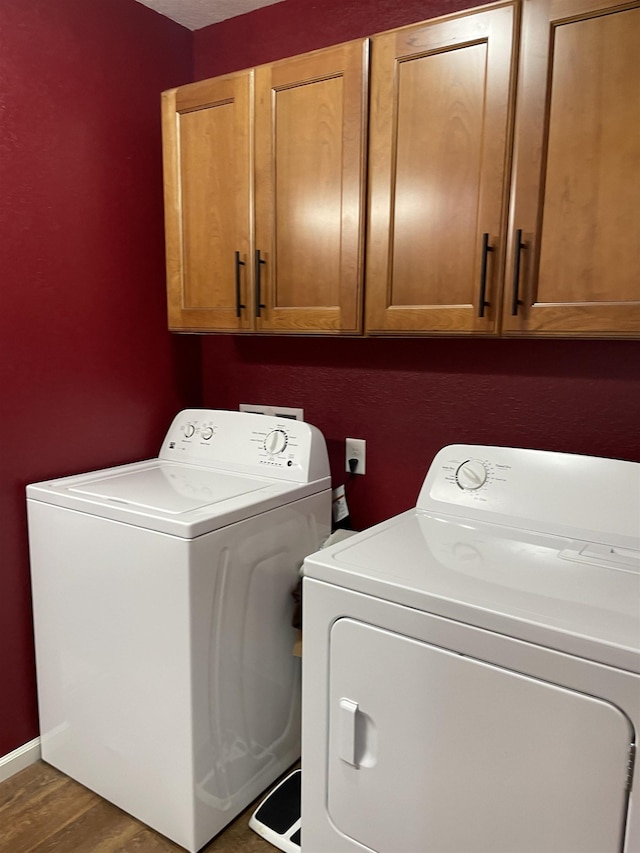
[455,460,488,490]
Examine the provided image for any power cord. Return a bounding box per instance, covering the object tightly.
[333,465,360,531]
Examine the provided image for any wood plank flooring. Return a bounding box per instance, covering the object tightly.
[0,762,278,853]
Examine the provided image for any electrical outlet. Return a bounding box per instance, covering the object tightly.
[346,438,366,475]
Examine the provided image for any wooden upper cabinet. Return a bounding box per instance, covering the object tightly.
[162,72,253,332]
[254,40,368,334]
[162,41,368,334]
[503,0,640,336]
[365,3,518,335]
[162,0,638,339]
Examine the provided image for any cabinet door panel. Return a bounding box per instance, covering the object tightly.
[392,44,486,307]
[503,0,640,336]
[255,41,367,334]
[162,73,253,332]
[366,4,517,335]
[272,77,343,308]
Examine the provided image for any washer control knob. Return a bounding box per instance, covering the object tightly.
[455,459,488,490]
[201,426,214,440]
[184,424,196,438]
[264,429,288,455]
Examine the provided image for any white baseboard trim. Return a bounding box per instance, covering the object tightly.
[0,737,41,784]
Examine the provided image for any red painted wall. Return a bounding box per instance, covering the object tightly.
[195,0,640,530]
[200,337,640,530]
[0,0,197,755]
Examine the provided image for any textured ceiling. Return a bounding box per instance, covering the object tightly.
[133,0,286,30]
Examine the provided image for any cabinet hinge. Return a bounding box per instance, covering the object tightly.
[626,743,636,794]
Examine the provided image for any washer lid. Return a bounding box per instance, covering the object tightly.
[68,462,270,514]
[303,509,640,673]
[27,458,329,538]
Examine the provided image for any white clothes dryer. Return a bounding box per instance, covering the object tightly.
[27,409,331,852]
[301,445,640,853]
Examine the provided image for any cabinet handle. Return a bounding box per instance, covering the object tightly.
[511,229,526,316]
[478,233,493,318]
[234,252,246,318]
[255,249,267,317]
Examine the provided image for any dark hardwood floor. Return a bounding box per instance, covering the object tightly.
[0,762,279,852]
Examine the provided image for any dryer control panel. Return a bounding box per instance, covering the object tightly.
[159,409,330,484]
[418,444,640,548]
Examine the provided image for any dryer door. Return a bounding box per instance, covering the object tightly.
[328,618,633,853]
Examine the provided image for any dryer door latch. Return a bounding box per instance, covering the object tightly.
[338,698,360,767]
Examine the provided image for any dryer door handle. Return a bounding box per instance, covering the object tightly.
[338,697,359,766]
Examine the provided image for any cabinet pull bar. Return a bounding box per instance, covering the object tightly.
[478,233,493,318]
[255,249,266,318]
[511,229,526,316]
[234,251,246,318]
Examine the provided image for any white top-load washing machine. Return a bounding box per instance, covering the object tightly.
[27,409,331,852]
[301,445,640,853]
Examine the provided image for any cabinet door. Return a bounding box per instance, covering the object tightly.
[503,0,640,336]
[365,4,517,335]
[162,72,253,332]
[254,41,368,334]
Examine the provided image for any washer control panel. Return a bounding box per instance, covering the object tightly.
[159,409,329,483]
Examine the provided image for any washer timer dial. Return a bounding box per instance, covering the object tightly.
[264,429,288,455]
[455,459,488,490]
